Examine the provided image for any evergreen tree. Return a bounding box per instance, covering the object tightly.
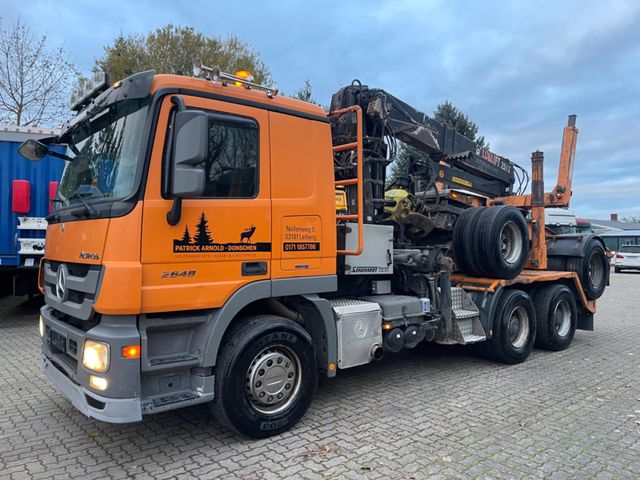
[292,79,317,103]
[97,23,271,84]
[180,225,192,244]
[434,100,487,150]
[194,213,213,245]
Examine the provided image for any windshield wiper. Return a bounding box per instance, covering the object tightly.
[67,193,100,218]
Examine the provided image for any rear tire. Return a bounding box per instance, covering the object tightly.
[211,315,318,438]
[476,206,529,279]
[533,285,577,351]
[614,267,621,273]
[566,239,608,299]
[483,289,536,364]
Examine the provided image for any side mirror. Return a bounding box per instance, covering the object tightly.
[171,110,208,197]
[18,139,49,162]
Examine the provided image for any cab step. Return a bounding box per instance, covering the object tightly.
[440,287,486,345]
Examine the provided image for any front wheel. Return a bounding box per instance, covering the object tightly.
[211,315,318,438]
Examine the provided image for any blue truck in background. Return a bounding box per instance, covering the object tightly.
[0,126,65,297]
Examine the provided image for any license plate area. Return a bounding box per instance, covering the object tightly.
[47,328,67,354]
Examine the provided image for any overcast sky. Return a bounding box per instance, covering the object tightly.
[4,0,639,219]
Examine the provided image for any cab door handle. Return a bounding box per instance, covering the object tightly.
[241,261,268,276]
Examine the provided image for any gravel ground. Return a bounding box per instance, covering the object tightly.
[0,270,639,479]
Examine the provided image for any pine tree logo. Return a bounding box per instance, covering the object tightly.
[178,225,191,245]
[193,212,213,245]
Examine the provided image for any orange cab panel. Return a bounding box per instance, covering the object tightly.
[93,203,143,314]
[269,111,336,279]
[45,218,109,264]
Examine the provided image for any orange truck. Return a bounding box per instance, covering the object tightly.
[20,64,609,438]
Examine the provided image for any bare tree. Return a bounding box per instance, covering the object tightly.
[0,18,77,127]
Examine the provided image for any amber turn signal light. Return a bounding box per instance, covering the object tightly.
[122,345,141,359]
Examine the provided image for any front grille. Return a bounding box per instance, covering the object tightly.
[47,261,93,278]
[44,260,103,321]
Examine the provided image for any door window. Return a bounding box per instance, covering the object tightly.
[204,113,259,198]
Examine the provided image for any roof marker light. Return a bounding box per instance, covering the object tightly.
[234,70,254,87]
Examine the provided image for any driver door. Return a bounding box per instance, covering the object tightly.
[140,94,271,313]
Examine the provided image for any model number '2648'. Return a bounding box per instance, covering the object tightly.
[161,270,196,278]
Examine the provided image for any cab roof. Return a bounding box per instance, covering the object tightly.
[151,74,326,120]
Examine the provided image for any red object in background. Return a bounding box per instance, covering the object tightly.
[12,180,31,214]
[48,181,59,213]
[616,254,624,259]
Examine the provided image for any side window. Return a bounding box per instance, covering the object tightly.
[204,113,259,198]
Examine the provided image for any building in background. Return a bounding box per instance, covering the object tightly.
[586,213,640,251]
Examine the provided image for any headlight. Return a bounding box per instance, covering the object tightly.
[39,315,45,338]
[82,340,110,373]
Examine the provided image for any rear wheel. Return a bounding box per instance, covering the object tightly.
[483,289,536,364]
[614,267,621,273]
[567,239,608,299]
[211,315,318,438]
[534,285,577,351]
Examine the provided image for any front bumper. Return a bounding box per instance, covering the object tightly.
[40,303,216,422]
[42,353,142,423]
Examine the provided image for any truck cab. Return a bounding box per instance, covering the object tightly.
[544,208,578,235]
[36,70,340,432]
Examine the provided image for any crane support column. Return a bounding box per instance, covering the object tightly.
[549,115,578,207]
[528,150,547,269]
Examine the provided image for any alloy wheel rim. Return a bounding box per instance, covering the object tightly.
[553,299,572,338]
[507,305,530,349]
[246,345,302,415]
[588,252,604,288]
[499,221,523,265]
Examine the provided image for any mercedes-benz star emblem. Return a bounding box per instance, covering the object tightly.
[56,264,68,302]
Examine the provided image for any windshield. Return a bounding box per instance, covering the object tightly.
[620,245,640,253]
[547,225,577,234]
[57,98,150,209]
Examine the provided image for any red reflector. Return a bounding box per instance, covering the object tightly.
[616,254,624,259]
[48,182,59,214]
[12,180,31,214]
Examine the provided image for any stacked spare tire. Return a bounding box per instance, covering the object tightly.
[452,206,608,300]
[453,206,530,280]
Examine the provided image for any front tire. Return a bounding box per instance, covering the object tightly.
[211,315,318,438]
[533,285,577,351]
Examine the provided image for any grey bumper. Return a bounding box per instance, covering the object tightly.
[42,354,142,423]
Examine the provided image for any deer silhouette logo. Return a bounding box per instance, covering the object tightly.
[240,225,256,243]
